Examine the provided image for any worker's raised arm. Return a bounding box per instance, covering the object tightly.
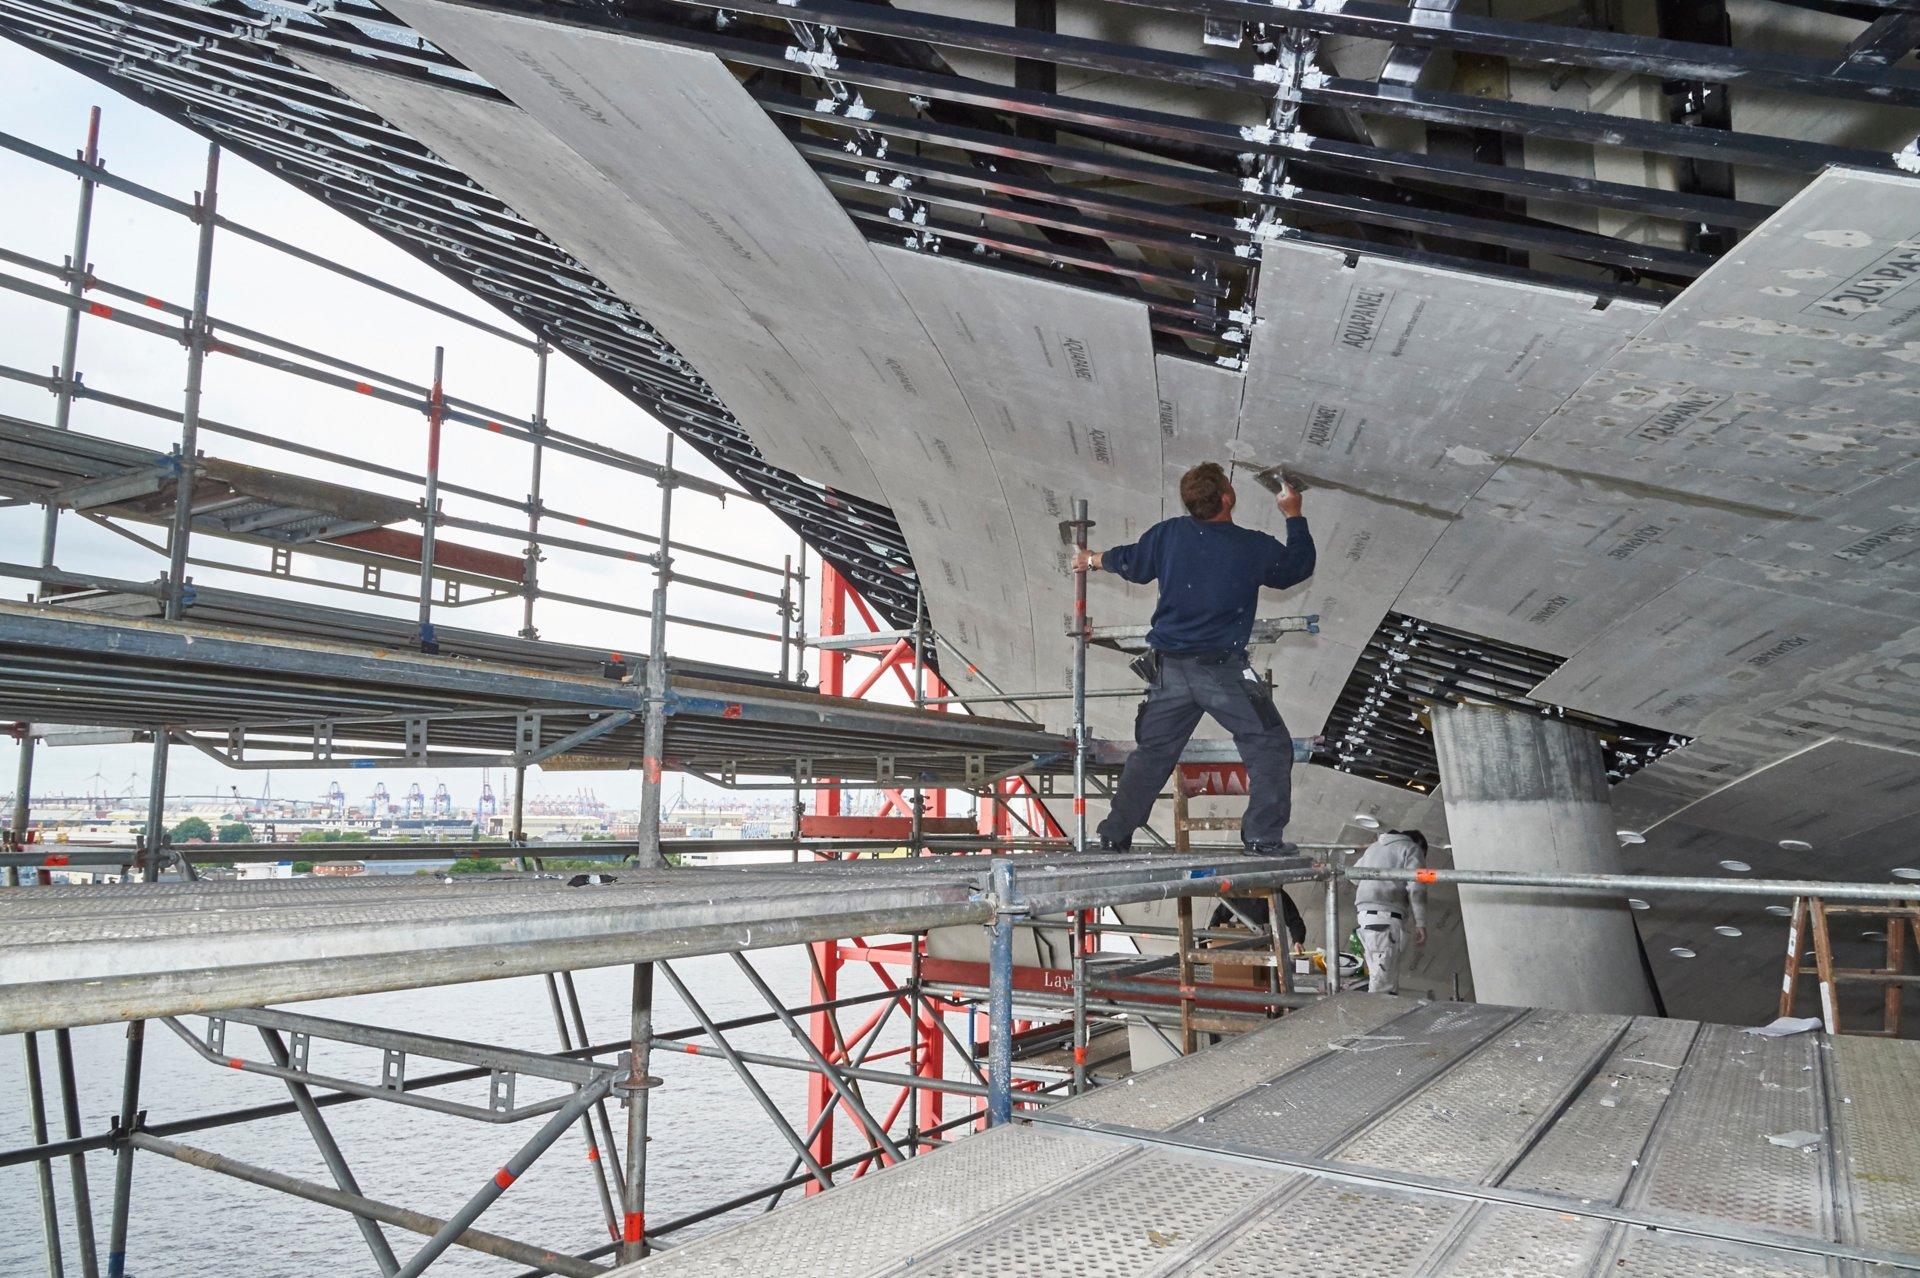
[1262,517,1315,590]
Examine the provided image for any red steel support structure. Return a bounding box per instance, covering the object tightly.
[805,563,1021,1187]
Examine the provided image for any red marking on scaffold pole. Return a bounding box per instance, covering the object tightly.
[623,1212,644,1243]
[486,421,504,433]
[1072,1046,1087,1065]
[143,296,164,309]
[966,664,978,675]
[353,381,373,395]
[227,1058,244,1070]
[586,1146,600,1162]
[494,1167,516,1189]
[645,757,662,784]
[44,854,68,867]
[1073,798,1086,816]
[722,703,744,719]
[683,1044,699,1055]
[1218,879,1233,895]
[86,301,112,318]
[1415,869,1438,884]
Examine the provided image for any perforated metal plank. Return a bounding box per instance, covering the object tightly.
[1048,993,1415,1132]
[1604,1230,1833,1277]
[628,1124,1124,1277]
[1627,1024,1835,1241]
[1185,1180,1466,1278]
[1827,1034,1920,1256]
[1173,1000,1519,1156]
[885,1147,1289,1278]
[1416,1204,1610,1278]
[1501,1017,1699,1204]
[1334,1008,1627,1185]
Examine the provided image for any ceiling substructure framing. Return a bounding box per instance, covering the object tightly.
[4,0,1912,347]
[2,0,1915,621]
[1318,613,1693,793]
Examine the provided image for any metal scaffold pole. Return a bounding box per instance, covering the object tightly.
[619,962,656,1263]
[910,586,927,855]
[1068,497,1093,1094]
[1068,497,1092,855]
[53,1030,100,1277]
[104,1020,145,1278]
[25,1033,63,1277]
[520,341,548,640]
[1324,859,1342,995]
[141,140,221,886]
[987,859,1017,1127]
[34,105,99,589]
[636,438,675,869]
[416,345,445,652]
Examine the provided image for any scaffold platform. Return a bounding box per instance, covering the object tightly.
[622,994,1920,1277]
[0,599,1070,780]
[0,852,1305,1034]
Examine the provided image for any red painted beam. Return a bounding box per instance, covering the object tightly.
[799,815,979,839]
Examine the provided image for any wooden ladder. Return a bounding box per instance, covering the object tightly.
[1171,783,1292,1054]
[1780,895,1920,1036]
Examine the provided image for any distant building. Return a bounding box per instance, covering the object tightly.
[313,861,366,877]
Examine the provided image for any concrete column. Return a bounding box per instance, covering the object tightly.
[1432,703,1657,1016]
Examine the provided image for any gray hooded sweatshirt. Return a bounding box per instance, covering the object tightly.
[1353,832,1427,926]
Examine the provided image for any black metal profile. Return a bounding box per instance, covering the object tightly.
[1316,613,1692,792]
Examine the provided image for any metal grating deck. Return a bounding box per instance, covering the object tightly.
[625,996,1920,1277]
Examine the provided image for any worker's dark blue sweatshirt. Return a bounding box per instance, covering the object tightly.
[1100,515,1315,655]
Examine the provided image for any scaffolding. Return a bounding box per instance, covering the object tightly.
[7,108,1919,1278]
[0,109,1319,1278]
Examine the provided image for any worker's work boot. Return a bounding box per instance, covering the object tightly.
[1099,835,1132,852]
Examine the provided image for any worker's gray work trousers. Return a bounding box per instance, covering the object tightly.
[1358,911,1405,994]
[1097,653,1293,851]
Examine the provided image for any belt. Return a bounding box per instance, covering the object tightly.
[1161,649,1239,665]
[1357,908,1404,921]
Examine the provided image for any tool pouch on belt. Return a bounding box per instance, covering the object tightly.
[1129,649,1162,684]
[1239,664,1284,729]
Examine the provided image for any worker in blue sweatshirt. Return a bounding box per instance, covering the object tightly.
[1071,461,1315,857]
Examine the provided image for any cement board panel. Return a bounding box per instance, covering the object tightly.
[877,248,1163,485]
[388,0,892,332]
[1529,573,1915,736]
[297,54,883,498]
[1506,174,1920,512]
[1239,239,1654,514]
[1617,740,1920,1027]
[375,1,1078,714]
[1154,355,1245,519]
[1409,168,1920,653]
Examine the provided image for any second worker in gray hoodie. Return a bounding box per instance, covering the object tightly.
[1352,829,1429,995]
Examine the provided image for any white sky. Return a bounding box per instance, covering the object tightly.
[0,44,885,813]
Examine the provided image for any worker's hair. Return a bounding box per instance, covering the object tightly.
[1393,829,1430,856]
[1180,462,1231,519]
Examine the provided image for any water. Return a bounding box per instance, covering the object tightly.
[2,946,941,1276]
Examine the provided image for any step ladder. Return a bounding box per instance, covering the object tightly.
[1170,782,1293,1054]
[1780,895,1920,1036]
